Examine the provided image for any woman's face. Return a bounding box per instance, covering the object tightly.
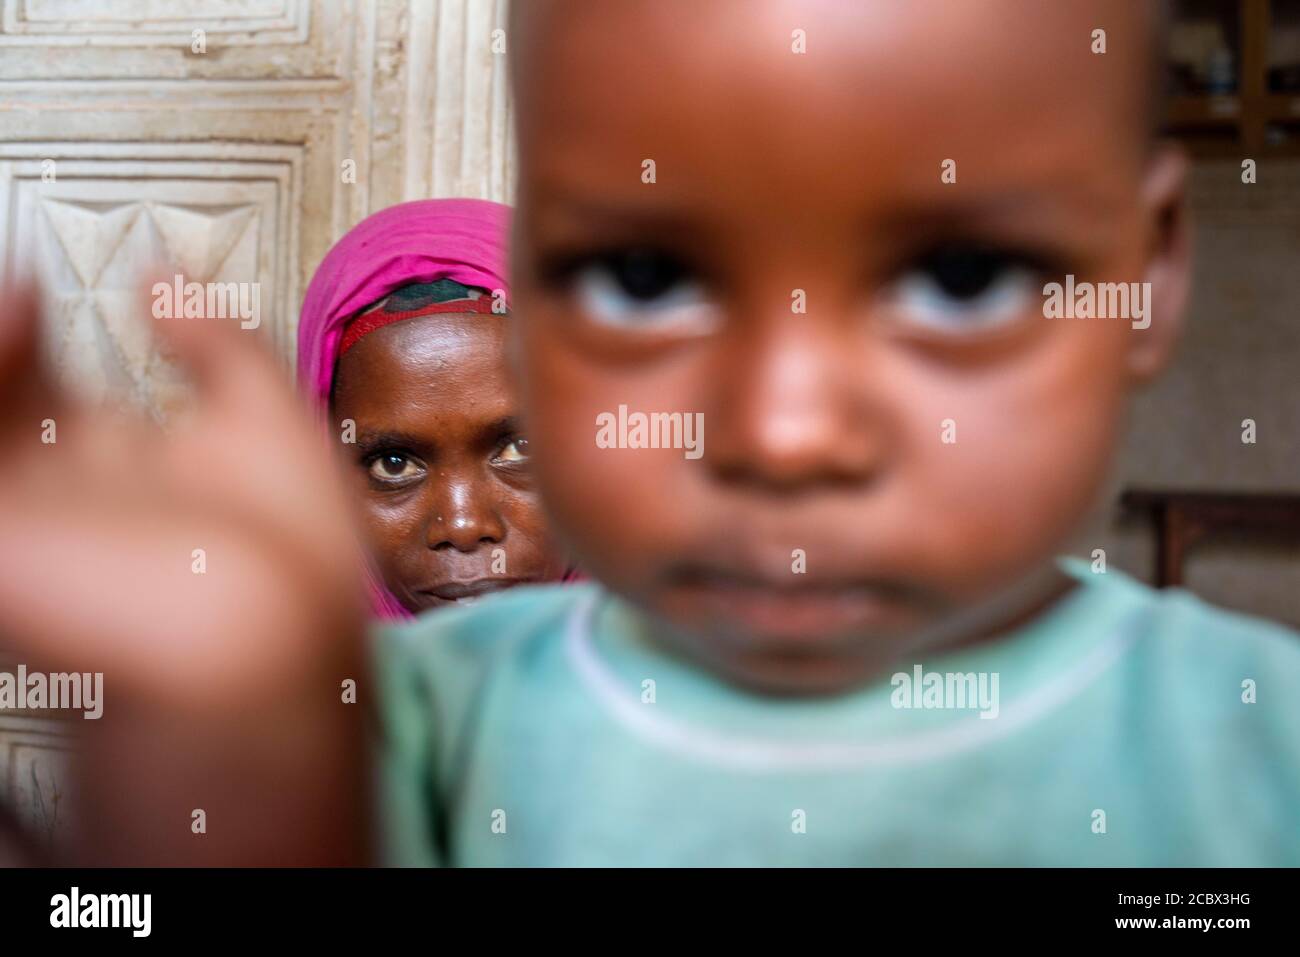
[331,311,566,613]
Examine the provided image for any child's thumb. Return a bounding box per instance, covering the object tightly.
[141,271,284,411]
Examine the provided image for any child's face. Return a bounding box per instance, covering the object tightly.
[332,313,565,612]
[511,0,1188,691]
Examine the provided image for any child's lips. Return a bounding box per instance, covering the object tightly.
[668,569,922,641]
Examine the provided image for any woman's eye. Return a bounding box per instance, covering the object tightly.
[367,453,423,483]
[570,249,717,332]
[884,247,1038,333]
[496,437,530,464]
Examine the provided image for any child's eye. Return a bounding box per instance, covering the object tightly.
[884,247,1039,333]
[495,437,530,464]
[367,452,425,484]
[570,249,717,331]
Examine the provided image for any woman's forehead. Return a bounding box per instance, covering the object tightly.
[334,312,508,409]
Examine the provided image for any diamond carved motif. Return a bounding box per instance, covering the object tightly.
[1,144,300,415]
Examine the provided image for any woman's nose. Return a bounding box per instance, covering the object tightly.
[424,473,506,552]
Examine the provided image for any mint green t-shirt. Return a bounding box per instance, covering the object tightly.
[373,562,1300,866]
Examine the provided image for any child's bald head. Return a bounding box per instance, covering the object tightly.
[512,0,1171,156]
[506,0,1190,692]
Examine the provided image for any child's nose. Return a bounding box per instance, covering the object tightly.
[424,475,506,552]
[705,315,889,491]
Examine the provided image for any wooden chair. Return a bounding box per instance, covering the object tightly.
[1120,489,1300,588]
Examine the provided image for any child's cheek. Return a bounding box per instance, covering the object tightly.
[520,335,699,590]
[518,308,1133,611]
[902,323,1131,596]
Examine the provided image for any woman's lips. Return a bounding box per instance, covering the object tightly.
[417,578,528,607]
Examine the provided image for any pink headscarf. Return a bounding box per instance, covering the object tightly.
[297,199,512,620]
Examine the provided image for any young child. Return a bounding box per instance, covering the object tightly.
[298,200,572,618]
[375,0,1300,865]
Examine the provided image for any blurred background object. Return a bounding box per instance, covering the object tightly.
[1164,0,1300,153]
[0,654,75,860]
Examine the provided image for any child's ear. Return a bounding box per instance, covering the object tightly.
[1127,145,1192,384]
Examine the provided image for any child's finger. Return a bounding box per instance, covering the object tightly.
[144,278,264,386]
[141,276,299,424]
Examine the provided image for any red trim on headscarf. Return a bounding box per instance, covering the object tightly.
[338,296,505,358]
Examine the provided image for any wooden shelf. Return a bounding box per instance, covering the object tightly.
[1164,0,1300,154]
[1168,94,1244,125]
[1260,92,1300,118]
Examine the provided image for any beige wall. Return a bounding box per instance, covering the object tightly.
[1090,159,1300,628]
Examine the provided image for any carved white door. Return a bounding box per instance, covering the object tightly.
[0,0,513,854]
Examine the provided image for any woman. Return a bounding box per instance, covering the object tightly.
[298,199,571,618]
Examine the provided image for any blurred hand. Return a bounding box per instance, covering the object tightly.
[0,280,368,864]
